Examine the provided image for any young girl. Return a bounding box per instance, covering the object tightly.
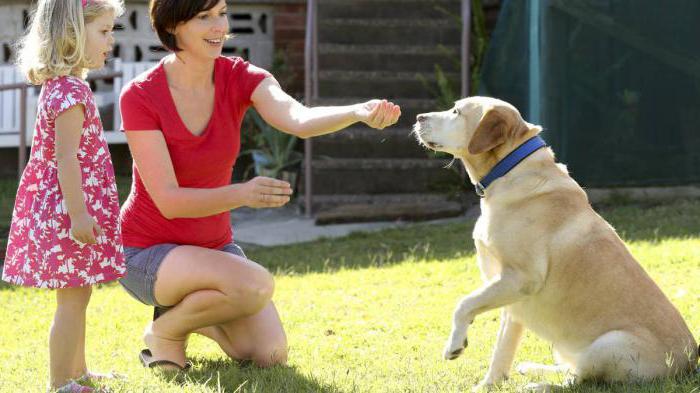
[2,0,126,391]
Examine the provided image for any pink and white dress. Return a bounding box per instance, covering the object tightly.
[2,75,125,288]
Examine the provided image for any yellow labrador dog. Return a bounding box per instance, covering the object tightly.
[413,96,698,391]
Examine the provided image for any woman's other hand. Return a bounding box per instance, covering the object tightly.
[356,99,401,130]
[240,176,293,208]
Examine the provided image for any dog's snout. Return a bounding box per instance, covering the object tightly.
[416,114,427,122]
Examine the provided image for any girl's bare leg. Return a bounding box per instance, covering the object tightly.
[50,286,92,389]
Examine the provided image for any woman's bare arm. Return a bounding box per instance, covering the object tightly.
[251,77,401,138]
[125,130,292,219]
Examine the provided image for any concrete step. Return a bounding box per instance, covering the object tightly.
[309,158,462,194]
[315,200,465,225]
[319,43,461,73]
[319,18,461,46]
[319,0,461,20]
[312,126,429,158]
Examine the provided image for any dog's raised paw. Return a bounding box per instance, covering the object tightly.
[443,331,468,359]
[443,347,464,360]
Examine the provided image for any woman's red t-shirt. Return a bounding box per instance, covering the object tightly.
[119,56,270,249]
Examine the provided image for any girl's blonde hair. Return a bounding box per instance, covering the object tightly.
[16,0,124,85]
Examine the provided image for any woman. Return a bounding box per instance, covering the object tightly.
[118,0,401,370]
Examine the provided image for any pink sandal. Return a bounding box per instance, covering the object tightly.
[77,371,124,382]
[54,381,95,393]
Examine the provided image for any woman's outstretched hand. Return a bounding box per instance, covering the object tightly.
[356,99,401,130]
[240,176,293,208]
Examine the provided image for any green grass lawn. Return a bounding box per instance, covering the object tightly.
[0,177,698,392]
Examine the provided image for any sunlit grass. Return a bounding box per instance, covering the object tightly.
[0,197,698,392]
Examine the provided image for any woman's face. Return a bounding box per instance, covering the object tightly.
[84,11,116,69]
[173,0,229,60]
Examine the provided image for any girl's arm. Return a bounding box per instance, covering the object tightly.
[251,77,401,138]
[125,131,292,219]
[55,105,102,244]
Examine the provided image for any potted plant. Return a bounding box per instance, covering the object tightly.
[244,109,303,187]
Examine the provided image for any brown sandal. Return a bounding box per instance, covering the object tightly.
[139,349,192,372]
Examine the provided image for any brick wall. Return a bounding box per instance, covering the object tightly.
[271,3,306,97]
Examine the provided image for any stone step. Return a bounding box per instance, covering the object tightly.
[319,43,461,73]
[319,18,462,46]
[312,126,429,158]
[309,192,470,212]
[313,98,448,128]
[319,0,461,20]
[319,70,460,81]
[318,70,461,100]
[309,158,462,194]
[314,201,465,225]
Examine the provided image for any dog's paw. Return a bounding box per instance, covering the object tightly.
[516,362,540,375]
[443,347,463,360]
[472,381,496,392]
[443,336,468,360]
[519,383,557,393]
[472,376,505,392]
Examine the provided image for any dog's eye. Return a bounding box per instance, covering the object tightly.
[453,109,459,115]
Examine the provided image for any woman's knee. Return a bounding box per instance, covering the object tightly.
[253,348,287,368]
[252,341,288,368]
[221,267,274,315]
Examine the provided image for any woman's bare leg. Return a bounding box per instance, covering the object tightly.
[195,302,287,367]
[143,245,277,367]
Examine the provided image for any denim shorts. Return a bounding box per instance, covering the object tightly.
[118,242,247,313]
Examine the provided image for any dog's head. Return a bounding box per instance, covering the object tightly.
[413,96,538,157]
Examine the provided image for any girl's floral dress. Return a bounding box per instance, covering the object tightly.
[2,75,125,288]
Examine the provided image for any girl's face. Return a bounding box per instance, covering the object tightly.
[84,10,116,69]
[173,0,229,60]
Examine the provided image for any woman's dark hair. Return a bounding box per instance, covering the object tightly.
[150,0,223,52]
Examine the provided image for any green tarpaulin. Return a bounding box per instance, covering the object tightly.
[480,0,700,186]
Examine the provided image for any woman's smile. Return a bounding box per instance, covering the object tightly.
[204,37,223,47]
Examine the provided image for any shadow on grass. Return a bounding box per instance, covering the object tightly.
[0,279,14,291]
[153,357,342,393]
[247,199,700,276]
[0,184,698,282]
[534,370,700,392]
[245,218,479,276]
[594,199,700,243]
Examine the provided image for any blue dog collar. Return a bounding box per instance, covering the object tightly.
[475,136,548,197]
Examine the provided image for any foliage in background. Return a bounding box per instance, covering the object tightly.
[418,0,490,171]
[239,50,301,181]
[243,109,302,179]
[469,0,488,94]
[420,63,460,111]
[0,178,18,258]
[422,0,490,108]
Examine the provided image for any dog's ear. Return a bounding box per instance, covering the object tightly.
[468,108,507,155]
[468,107,528,155]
